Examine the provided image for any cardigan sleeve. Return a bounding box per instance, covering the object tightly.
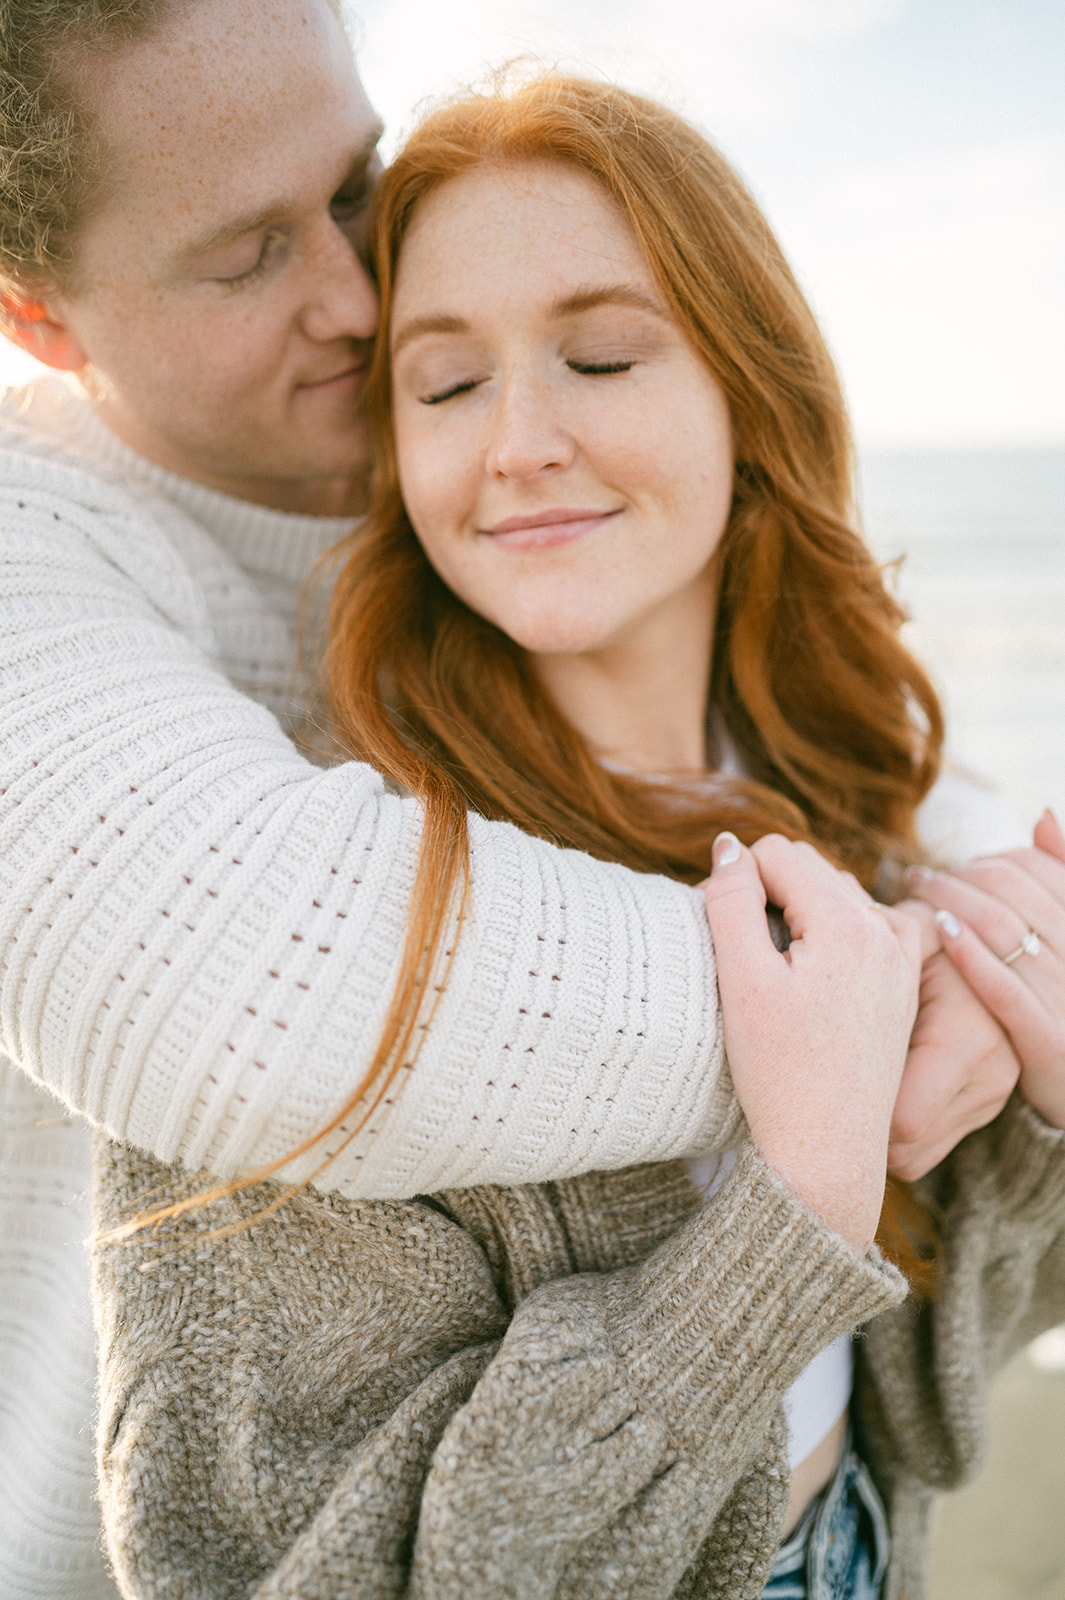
[0,461,735,1200]
[92,1140,905,1600]
[855,1092,1065,1499]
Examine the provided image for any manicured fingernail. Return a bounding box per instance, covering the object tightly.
[935,909,962,939]
[905,866,934,891]
[713,831,741,867]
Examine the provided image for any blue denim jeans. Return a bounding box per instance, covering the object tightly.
[760,1430,890,1600]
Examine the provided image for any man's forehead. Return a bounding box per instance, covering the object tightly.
[78,0,373,173]
[75,0,380,246]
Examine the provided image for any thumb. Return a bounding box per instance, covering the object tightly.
[703,832,781,999]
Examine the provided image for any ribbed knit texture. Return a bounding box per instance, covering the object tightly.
[0,377,732,1196]
[1,1071,116,1599]
[0,376,730,1598]
[92,1094,1065,1600]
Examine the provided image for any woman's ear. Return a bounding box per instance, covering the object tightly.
[0,293,89,373]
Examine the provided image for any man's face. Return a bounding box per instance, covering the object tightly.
[53,0,382,514]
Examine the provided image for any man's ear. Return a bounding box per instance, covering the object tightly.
[0,293,88,373]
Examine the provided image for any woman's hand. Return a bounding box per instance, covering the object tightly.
[703,833,922,1254]
[904,808,1065,1130]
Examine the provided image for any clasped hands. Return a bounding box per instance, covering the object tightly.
[889,807,1065,1175]
[701,809,1065,1248]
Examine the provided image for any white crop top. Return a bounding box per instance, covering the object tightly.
[685,1150,852,1470]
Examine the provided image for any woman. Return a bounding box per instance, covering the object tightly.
[93,76,1065,1599]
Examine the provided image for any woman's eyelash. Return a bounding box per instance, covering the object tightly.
[420,360,635,403]
[568,360,635,375]
[421,379,481,406]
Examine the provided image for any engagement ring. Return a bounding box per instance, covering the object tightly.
[1002,930,1041,965]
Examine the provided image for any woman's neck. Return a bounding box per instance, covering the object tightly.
[531,573,717,777]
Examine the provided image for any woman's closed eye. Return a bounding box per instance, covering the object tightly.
[420,376,484,406]
[419,356,637,404]
[567,358,635,376]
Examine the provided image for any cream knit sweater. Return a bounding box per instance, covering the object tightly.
[0,376,733,1599]
[0,377,1026,1597]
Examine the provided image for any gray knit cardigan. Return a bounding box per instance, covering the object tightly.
[92,1093,1065,1600]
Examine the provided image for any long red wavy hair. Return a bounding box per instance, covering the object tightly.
[114,76,943,1289]
[314,75,944,1289]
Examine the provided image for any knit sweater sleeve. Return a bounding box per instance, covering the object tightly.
[856,1092,1065,1498]
[93,1140,905,1600]
[0,457,734,1198]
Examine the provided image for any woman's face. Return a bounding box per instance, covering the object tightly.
[389,160,735,659]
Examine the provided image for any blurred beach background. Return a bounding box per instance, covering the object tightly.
[1,0,1061,1592]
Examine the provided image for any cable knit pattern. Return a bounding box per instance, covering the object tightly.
[92,1097,1065,1599]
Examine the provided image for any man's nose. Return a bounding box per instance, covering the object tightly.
[485,376,576,480]
[301,220,379,344]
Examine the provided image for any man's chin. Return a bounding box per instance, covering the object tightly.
[195,447,371,516]
[272,458,372,517]
[257,421,373,515]
[296,418,372,487]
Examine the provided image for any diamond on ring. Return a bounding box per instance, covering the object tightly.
[1003,930,1041,965]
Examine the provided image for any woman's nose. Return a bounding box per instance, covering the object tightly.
[485,377,576,480]
[300,220,380,345]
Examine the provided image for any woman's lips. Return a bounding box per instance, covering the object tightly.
[481,507,621,552]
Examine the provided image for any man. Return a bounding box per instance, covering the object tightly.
[0,0,1022,1592]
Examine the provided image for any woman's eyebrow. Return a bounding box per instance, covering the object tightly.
[391,314,468,357]
[550,284,668,320]
[392,286,667,358]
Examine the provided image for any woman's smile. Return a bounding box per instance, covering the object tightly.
[389,160,734,667]
[479,505,623,551]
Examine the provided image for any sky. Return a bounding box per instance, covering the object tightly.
[1,0,1061,449]
[354,0,1065,449]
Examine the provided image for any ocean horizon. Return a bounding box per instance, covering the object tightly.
[858,446,1065,833]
